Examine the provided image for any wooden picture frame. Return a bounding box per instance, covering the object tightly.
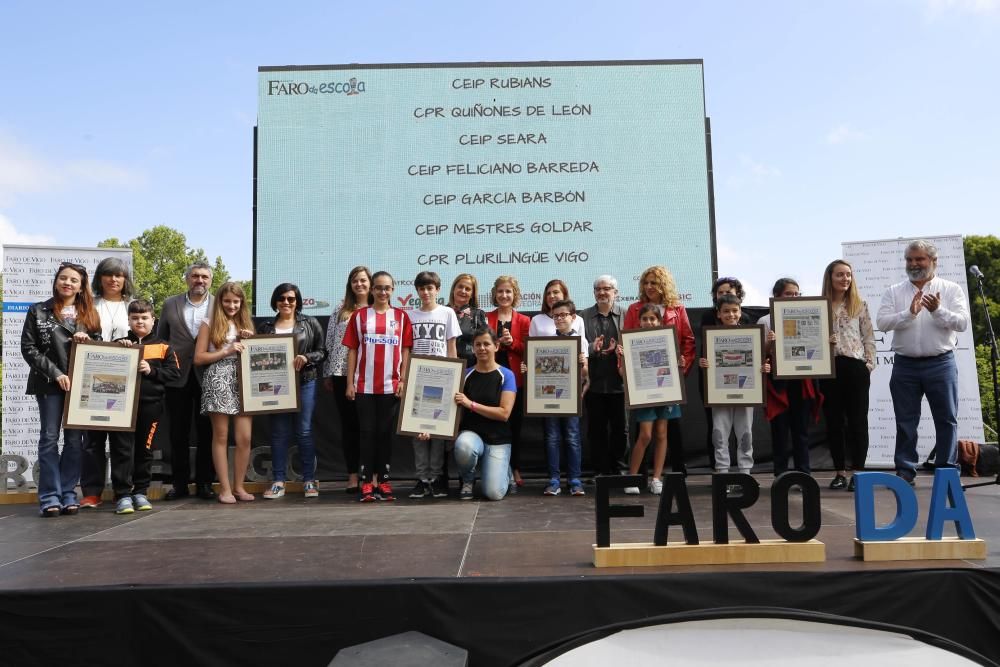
[524,336,583,416]
[62,340,142,431]
[396,355,467,440]
[237,334,301,414]
[701,325,766,407]
[620,325,686,409]
[769,297,836,379]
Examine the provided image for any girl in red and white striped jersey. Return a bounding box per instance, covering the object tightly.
[343,271,413,501]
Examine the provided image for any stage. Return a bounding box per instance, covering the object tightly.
[2,472,999,665]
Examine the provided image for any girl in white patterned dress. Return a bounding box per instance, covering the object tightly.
[195,282,256,504]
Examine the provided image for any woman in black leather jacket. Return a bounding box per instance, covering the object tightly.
[255,283,327,499]
[20,262,102,517]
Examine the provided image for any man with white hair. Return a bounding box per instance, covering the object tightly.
[876,239,970,485]
[581,275,627,477]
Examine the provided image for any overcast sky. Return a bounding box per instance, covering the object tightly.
[2,0,997,305]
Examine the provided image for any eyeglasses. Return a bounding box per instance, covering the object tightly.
[372,285,393,292]
[277,296,297,303]
[551,312,573,320]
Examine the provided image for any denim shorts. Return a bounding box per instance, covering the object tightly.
[632,404,681,422]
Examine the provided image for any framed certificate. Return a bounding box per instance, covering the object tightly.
[769,297,836,379]
[396,355,467,440]
[524,336,582,416]
[62,341,142,431]
[620,326,686,409]
[702,325,766,407]
[237,334,301,414]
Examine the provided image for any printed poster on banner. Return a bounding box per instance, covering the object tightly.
[2,245,133,490]
[842,235,984,468]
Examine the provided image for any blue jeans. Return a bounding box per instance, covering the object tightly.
[544,416,582,485]
[453,431,511,500]
[890,352,959,479]
[268,380,317,482]
[36,392,84,510]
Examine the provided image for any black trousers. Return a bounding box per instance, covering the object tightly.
[355,393,398,483]
[331,375,361,475]
[821,356,871,471]
[109,401,163,498]
[771,379,812,474]
[585,392,626,475]
[81,429,131,497]
[166,373,214,488]
[509,387,525,471]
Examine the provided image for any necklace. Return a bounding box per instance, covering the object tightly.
[101,299,126,340]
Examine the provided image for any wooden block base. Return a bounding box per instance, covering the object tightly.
[854,537,987,561]
[593,539,825,567]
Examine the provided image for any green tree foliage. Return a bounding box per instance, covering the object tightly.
[963,235,1000,346]
[964,235,1000,438]
[97,226,236,315]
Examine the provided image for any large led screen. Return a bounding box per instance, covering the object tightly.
[255,60,715,315]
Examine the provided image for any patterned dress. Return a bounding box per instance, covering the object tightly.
[201,319,241,415]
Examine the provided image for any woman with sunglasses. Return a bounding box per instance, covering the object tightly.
[257,283,327,499]
[21,262,102,517]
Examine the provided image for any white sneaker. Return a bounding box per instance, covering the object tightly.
[624,486,640,495]
[649,478,663,495]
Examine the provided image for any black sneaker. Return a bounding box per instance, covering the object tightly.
[408,481,428,499]
[829,474,847,490]
[428,478,449,498]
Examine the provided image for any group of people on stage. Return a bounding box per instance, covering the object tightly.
[20,239,970,516]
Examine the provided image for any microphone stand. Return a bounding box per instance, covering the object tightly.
[963,270,999,489]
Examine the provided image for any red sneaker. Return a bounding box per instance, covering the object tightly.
[376,482,395,501]
[80,495,102,509]
[359,482,376,503]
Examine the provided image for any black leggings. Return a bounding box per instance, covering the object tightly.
[331,375,361,475]
[355,393,398,483]
[821,356,871,471]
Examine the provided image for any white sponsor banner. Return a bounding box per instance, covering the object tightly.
[842,235,984,468]
[2,245,132,489]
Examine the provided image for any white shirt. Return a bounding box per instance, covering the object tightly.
[408,304,461,357]
[528,313,589,357]
[876,275,969,357]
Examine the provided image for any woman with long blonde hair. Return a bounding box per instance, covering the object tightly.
[194,281,256,504]
[821,259,875,491]
[323,265,373,492]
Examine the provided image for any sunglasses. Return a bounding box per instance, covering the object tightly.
[277,296,298,303]
[58,262,87,274]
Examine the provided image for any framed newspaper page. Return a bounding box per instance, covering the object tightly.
[620,325,686,409]
[769,297,836,380]
[524,336,583,417]
[237,334,301,414]
[396,355,467,440]
[62,341,142,431]
[702,325,766,407]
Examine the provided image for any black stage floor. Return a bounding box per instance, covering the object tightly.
[2,471,999,585]
[2,472,1000,666]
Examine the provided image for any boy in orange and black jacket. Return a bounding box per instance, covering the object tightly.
[113,299,181,513]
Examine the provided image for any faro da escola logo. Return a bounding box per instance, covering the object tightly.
[267,77,365,96]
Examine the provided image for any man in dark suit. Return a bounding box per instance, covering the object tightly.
[157,261,216,500]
